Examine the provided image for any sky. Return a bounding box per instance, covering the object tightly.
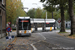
[21,0,44,12]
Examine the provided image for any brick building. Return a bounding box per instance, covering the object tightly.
[0,0,6,38]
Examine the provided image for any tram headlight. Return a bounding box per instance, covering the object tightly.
[19,31,22,33]
[28,31,31,33]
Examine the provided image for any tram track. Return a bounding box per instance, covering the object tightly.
[4,33,47,50]
[5,37,17,50]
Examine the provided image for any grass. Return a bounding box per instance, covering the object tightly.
[59,32,68,33]
[72,34,75,37]
[58,32,75,39]
[69,34,75,37]
[68,34,75,39]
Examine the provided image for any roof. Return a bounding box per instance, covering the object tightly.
[30,18,56,23]
[18,17,30,19]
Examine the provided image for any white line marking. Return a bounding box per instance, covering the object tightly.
[38,33,46,40]
[30,33,46,50]
[30,44,37,50]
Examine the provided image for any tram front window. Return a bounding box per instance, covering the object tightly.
[19,19,31,30]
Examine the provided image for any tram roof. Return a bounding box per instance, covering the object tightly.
[30,18,56,23]
[18,17,30,19]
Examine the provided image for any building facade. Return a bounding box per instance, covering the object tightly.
[0,0,6,38]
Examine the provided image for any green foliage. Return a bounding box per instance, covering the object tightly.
[47,12,52,18]
[6,0,26,24]
[34,8,42,18]
[43,5,55,12]
[64,11,70,21]
[27,8,61,19]
[40,0,68,16]
[41,10,46,19]
[53,10,61,20]
[40,0,69,32]
[27,8,35,18]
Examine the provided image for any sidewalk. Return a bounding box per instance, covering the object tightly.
[0,36,15,50]
[58,32,75,39]
[58,32,70,36]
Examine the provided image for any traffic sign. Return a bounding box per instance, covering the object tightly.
[6,27,11,32]
[8,22,11,25]
[58,20,61,23]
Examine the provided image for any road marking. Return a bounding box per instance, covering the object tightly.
[38,33,46,40]
[30,44,37,50]
[31,33,46,50]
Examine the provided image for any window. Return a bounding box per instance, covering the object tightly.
[31,23,34,28]
[2,0,5,5]
[46,23,54,27]
[37,23,43,27]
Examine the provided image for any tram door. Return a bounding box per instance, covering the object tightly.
[42,23,45,31]
[34,23,37,31]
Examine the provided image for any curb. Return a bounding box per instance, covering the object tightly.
[58,33,75,39]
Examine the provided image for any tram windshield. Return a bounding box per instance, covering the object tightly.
[19,19,31,30]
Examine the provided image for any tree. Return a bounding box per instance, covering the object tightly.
[40,0,68,32]
[68,0,75,35]
[64,11,70,21]
[52,10,61,20]
[27,8,35,18]
[6,0,26,26]
[35,8,42,18]
[41,10,46,19]
[27,8,60,19]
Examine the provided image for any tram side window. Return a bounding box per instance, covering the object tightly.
[37,23,43,27]
[46,23,54,27]
[31,23,34,28]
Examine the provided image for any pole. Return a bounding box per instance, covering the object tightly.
[5,0,7,36]
[0,16,2,38]
[46,12,47,19]
[52,12,53,19]
[1,19,2,38]
[52,5,53,19]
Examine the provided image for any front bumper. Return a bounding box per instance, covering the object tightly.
[17,33,31,36]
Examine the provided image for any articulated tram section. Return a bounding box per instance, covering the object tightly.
[30,18,57,32]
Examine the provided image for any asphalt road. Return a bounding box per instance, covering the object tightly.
[40,30,75,49]
[7,30,75,50]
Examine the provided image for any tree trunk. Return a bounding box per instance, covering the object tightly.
[60,4,65,32]
[68,0,75,35]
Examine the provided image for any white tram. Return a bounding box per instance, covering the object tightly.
[16,17,56,36]
[31,18,56,32]
[16,17,31,36]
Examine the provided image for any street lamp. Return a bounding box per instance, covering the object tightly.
[22,7,28,9]
[22,7,28,16]
[46,11,47,20]
[52,5,53,19]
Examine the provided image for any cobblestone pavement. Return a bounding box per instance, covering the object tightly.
[4,30,75,50]
[5,33,45,50]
